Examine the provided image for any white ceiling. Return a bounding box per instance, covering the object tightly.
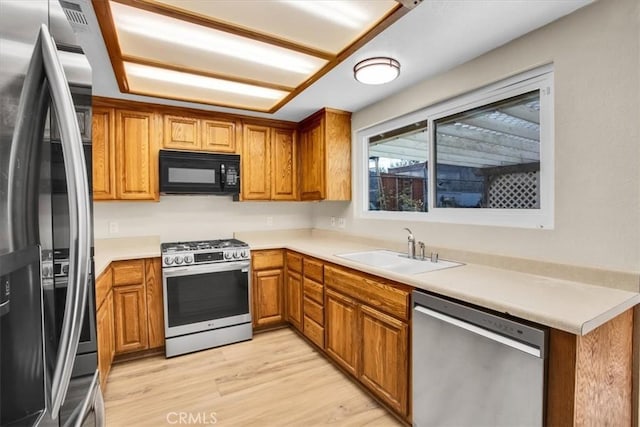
[72,0,591,122]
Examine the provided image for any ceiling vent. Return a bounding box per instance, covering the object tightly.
[397,0,424,10]
[59,0,89,31]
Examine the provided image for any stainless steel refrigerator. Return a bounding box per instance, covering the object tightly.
[0,0,104,425]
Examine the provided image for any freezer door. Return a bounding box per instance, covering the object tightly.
[0,246,46,426]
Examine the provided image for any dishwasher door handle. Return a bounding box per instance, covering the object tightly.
[414,305,542,358]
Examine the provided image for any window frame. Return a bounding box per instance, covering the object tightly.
[357,65,555,229]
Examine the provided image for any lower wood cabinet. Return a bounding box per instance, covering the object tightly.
[285,269,303,331]
[252,250,285,328]
[359,304,409,415]
[113,284,149,354]
[325,288,359,376]
[325,266,410,418]
[100,258,163,358]
[96,267,114,391]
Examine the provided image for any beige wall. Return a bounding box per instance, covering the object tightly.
[313,0,640,274]
[93,196,314,242]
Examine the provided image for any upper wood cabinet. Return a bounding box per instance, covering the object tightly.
[241,124,297,201]
[115,110,159,201]
[163,115,200,150]
[299,108,351,201]
[271,128,297,200]
[163,114,237,153]
[92,107,116,200]
[92,103,159,201]
[242,124,271,200]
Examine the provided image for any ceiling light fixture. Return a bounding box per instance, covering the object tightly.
[354,57,400,85]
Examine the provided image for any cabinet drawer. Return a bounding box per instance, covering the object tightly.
[325,265,409,320]
[112,260,144,287]
[95,267,113,310]
[303,258,323,282]
[252,250,284,270]
[286,251,302,273]
[303,277,323,304]
[303,315,324,348]
[304,296,323,325]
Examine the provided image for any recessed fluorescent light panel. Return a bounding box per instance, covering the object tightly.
[95,0,403,112]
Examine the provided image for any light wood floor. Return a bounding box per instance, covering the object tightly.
[104,328,402,426]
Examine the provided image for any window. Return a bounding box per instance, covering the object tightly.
[361,66,554,228]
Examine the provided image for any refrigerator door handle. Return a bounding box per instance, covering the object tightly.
[39,24,92,419]
[63,370,105,427]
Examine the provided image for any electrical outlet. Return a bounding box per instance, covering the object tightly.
[266,216,273,226]
[338,217,346,229]
[330,217,336,227]
[108,221,119,234]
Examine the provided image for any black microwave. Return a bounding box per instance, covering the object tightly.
[159,150,241,197]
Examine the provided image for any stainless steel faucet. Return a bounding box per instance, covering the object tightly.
[418,241,426,260]
[404,228,416,259]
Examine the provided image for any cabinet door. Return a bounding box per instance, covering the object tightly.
[253,269,284,328]
[271,128,297,200]
[202,119,236,153]
[359,304,409,416]
[113,284,149,354]
[242,124,271,200]
[299,118,325,201]
[145,258,164,349]
[96,290,114,391]
[325,289,359,376]
[92,107,116,200]
[163,115,199,150]
[115,110,158,200]
[285,270,303,331]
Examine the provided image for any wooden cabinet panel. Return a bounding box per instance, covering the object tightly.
[95,266,113,311]
[252,249,284,270]
[325,266,409,320]
[163,115,199,150]
[303,277,323,304]
[299,118,324,201]
[303,296,323,325]
[286,251,302,273]
[253,269,284,328]
[271,128,297,200]
[96,289,114,390]
[325,289,359,376]
[112,260,145,287]
[92,107,116,200]
[359,304,409,416]
[113,284,149,354]
[145,258,164,349]
[285,270,303,331]
[303,257,323,283]
[115,110,158,200]
[303,315,324,349]
[298,108,351,201]
[242,124,271,200]
[202,119,236,153]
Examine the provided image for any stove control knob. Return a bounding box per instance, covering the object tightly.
[184,255,194,264]
[224,251,232,260]
[241,250,248,259]
[232,251,240,259]
[164,256,174,266]
[175,256,184,265]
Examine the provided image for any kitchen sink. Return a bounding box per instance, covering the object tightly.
[335,250,462,275]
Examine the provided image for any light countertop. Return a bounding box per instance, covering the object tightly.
[236,230,639,336]
[94,231,640,336]
[94,235,161,277]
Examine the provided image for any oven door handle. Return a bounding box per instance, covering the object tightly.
[163,261,250,277]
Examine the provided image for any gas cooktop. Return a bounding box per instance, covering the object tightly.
[161,238,250,267]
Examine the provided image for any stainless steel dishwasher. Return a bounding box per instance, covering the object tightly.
[412,290,547,427]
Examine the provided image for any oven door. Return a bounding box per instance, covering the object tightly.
[163,261,251,338]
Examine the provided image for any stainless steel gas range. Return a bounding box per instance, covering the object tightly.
[161,239,252,357]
